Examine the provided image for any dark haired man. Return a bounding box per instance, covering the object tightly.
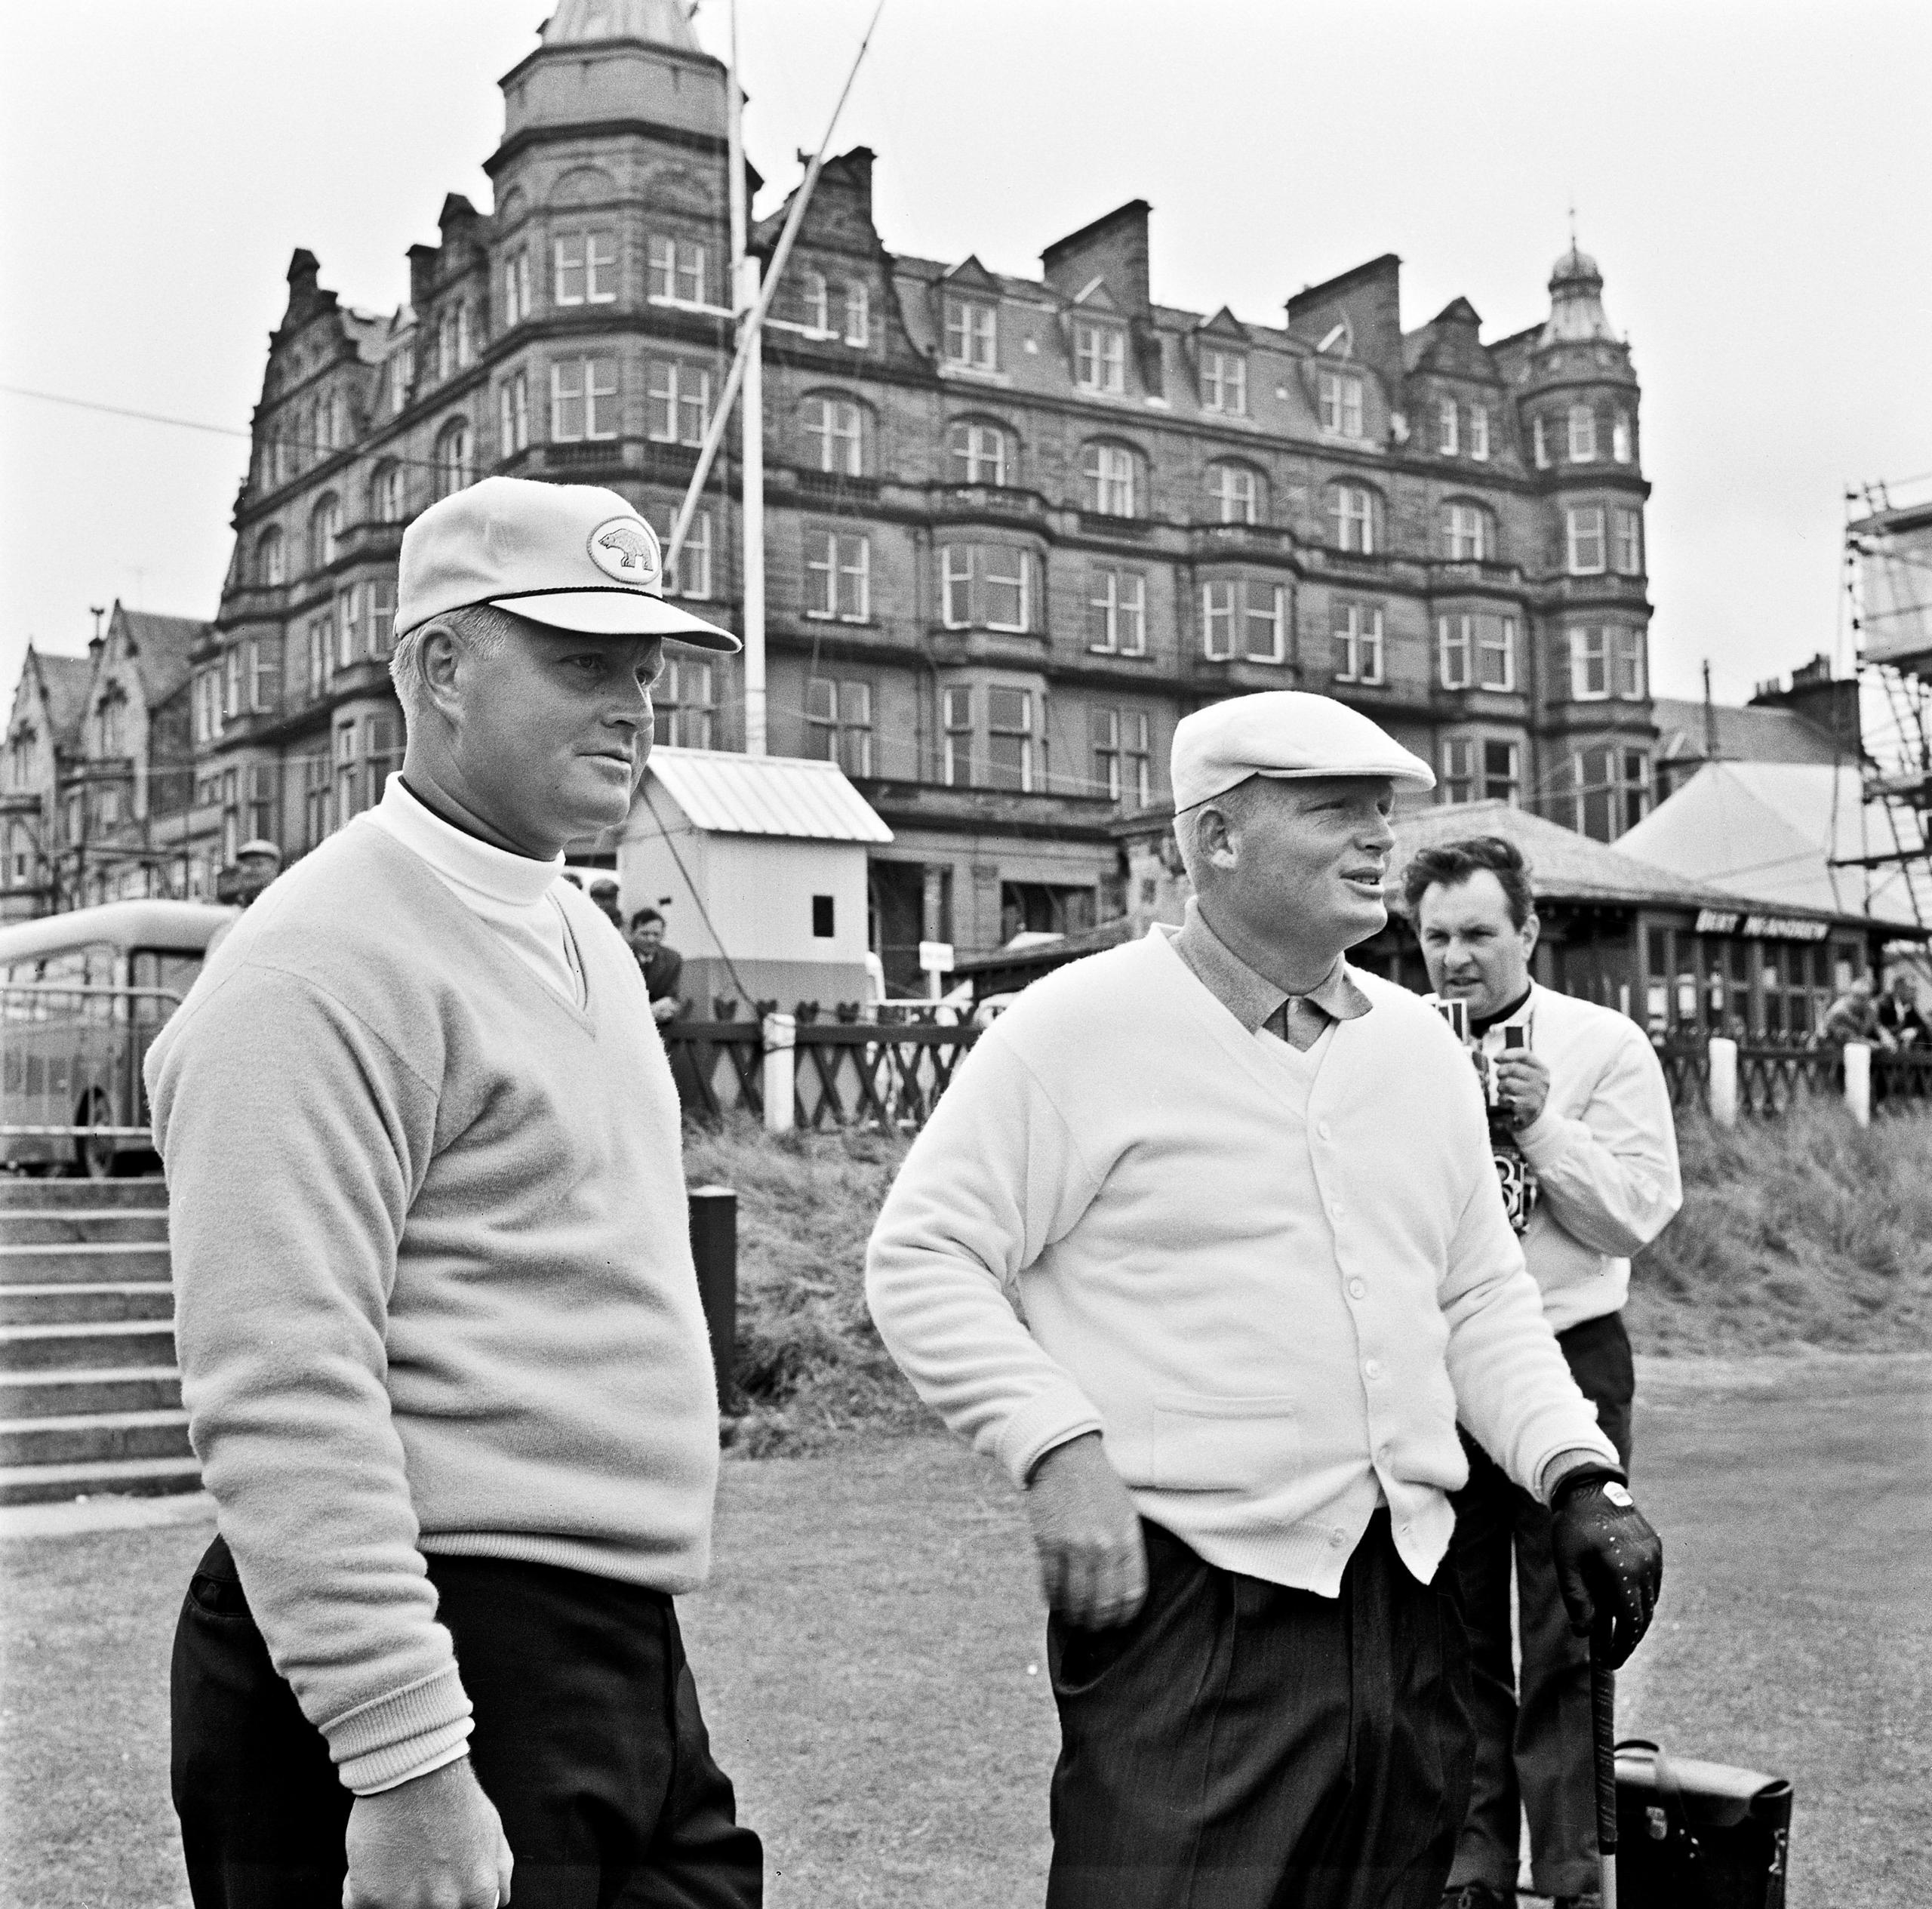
[1405,835,1681,1909]
[629,908,685,1026]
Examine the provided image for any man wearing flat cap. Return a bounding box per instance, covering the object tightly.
[149,477,762,1909]
[867,691,1662,1908]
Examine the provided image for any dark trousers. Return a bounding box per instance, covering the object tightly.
[1046,1511,1474,1909]
[171,1536,761,1909]
[1445,1310,1635,1900]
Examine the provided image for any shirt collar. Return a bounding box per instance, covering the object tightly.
[373,773,565,910]
[1165,897,1373,1034]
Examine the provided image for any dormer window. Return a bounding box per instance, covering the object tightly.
[844,283,870,349]
[1075,322,1126,395]
[1318,370,1364,439]
[945,298,998,371]
[1533,415,1550,468]
[1436,399,1459,456]
[1200,348,1246,415]
[1469,408,1491,461]
[1612,411,1632,463]
[800,271,831,334]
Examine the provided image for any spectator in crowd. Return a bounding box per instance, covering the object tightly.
[1876,968,1931,1048]
[588,874,625,931]
[147,476,758,1908]
[868,693,1660,1909]
[206,840,285,960]
[1820,974,1888,1048]
[629,909,685,1026]
[1407,834,1681,1909]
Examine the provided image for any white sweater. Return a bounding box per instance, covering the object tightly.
[866,928,1617,1595]
[1482,984,1682,1334]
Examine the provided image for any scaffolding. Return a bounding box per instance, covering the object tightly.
[1841,473,1932,928]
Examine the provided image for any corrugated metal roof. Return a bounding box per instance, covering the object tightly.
[639,747,893,843]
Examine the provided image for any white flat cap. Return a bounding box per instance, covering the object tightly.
[1171,691,1435,811]
[396,476,739,651]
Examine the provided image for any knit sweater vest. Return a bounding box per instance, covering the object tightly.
[146,817,718,1793]
[867,928,1616,1596]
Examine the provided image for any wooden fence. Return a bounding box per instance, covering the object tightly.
[1656,1036,1932,1119]
[665,1018,981,1132]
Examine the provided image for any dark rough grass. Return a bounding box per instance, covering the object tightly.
[1629,1101,1932,1356]
[683,1119,921,1455]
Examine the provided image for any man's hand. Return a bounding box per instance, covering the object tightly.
[1549,1471,1663,1669]
[651,996,679,1025]
[343,1757,512,1909]
[1025,1432,1147,1630]
[1494,1051,1552,1129]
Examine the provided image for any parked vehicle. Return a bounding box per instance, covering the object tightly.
[0,901,235,1176]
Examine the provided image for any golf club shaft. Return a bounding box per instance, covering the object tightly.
[1592,1637,1618,1909]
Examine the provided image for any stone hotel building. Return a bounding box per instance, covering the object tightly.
[75,0,1661,981]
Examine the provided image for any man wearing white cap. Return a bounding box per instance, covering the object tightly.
[149,478,761,1908]
[866,691,1662,1908]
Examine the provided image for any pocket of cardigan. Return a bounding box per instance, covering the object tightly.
[1151,1391,1300,1493]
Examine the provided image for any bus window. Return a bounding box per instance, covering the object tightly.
[130,950,203,1024]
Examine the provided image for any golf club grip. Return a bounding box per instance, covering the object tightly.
[1591,1644,1618,1855]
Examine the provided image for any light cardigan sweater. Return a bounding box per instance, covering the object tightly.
[1474,983,1682,1335]
[146,817,718,1794]
[866,926,1617,1594]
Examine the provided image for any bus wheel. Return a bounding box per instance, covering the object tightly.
[75,1095,115,1180]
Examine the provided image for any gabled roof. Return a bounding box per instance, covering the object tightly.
[633,747,893,843]
[1651,697,1850,768]
[1195,305,1250,342]
[1389,799,1752,916]
[115,608,210,706]
[33,651,94,738]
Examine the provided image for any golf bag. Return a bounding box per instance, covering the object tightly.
[1614,1739,1794,1908]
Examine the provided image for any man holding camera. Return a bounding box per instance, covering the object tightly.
[1406,835,1681,1909]
[869,696,1664,1909]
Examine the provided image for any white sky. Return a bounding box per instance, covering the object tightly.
[4,0,1929,708]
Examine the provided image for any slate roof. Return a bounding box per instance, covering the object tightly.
[116,609,210,706]
[1651,697,1849,768]
[34,651,94,739]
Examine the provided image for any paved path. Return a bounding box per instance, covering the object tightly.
[2,1353,1927,1907]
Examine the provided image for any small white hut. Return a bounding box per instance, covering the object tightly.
[617,747,892,1016]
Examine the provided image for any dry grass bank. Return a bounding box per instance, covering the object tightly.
[1629,1098,1932,1356]
[691,1098,1932,1450]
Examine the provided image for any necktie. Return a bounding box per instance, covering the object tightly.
[1263,996,1330,1053]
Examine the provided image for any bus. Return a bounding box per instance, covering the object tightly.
[0,901,236,1177]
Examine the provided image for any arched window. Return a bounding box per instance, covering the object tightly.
[307,494,341,572]
[371,462,405,525]
[256,525,286,587]
[947,417,1013,487]
[1081,441,1143,518]
[801,393,866,475]
[1205,460,1265,525]
[435,420,475,498]
[1325,482,1379,554]
[1439,500,1495,562]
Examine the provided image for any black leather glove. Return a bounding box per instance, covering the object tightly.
[1549,1466,1663,1668]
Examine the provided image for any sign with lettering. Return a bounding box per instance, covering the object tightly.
[1742,915,1831,942]
[1694,909,1742,934]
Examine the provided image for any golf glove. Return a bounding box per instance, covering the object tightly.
[1550,1467,1663,1667]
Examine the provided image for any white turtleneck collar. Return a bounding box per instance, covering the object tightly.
[365,774,585,1005]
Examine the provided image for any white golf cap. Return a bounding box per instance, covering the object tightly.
[1171,691,1435,812]
[395,476,740,651]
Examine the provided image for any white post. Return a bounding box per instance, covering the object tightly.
[1708,1036,1739,1129]
[1844,1041,1872,1127]
[739,253,766,758]
[761,1010,795,1132]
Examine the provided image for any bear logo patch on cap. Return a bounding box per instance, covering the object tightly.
[588,516,661,586]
